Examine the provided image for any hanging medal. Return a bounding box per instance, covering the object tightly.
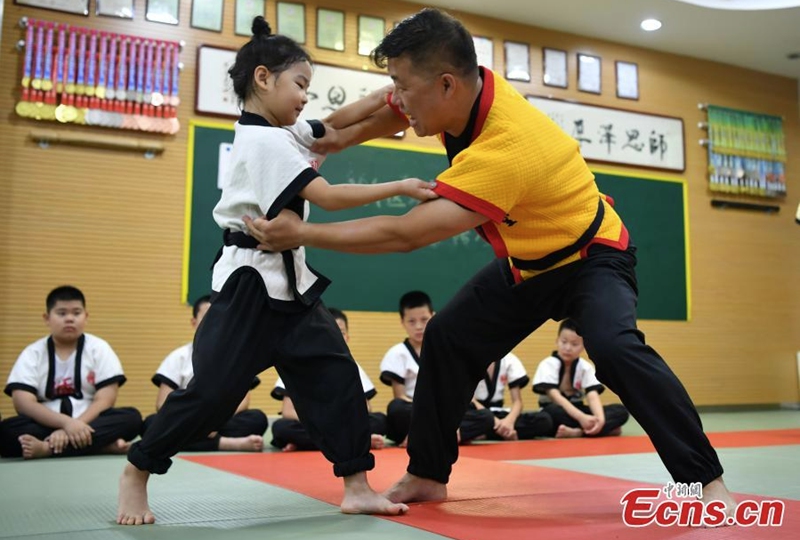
[15,19,35,118]
[170,42,180,106]
[152,41,164,108]
[116,36,127,103]
[105,34,116,101]
[55,24,66,95]
[31,20,44,92]
[97,32,108,100]
[85,30,97,99]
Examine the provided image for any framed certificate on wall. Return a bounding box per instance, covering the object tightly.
[15,0,88,15]
[473,36,494,70]
[277,2,306,44]
[317,8,345,51]
[96,0,133,18]
[146,0,179,25]
[577,53,601,94]
[235,0,266,36]
[191,0,224,32]
[616,61,639,100]
[358,15,384,56]
[543,47,567,88]
[504,41,530,82]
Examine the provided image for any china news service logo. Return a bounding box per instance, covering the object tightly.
[621,482,784,527]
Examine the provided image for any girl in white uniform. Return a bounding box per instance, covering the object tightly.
[117,16,435,525]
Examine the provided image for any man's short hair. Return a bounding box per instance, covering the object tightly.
[371,8,478,79]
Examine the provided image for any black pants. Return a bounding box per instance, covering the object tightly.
[486,410,554,440]
[0,407,142,458]
[142,409,268,452]
[386,398,494,445]
[128,267,374,477]
[541,403,629,437]
[406,246,723,485]
[271,412,387,451]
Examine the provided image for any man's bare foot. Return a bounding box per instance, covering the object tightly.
[555,425,583,438]
[101,439,131,455]
[281,442,298,453]
[341,472,409,515]
[19,435,52,459]
[701,476,737,523]
[384,473,447,504]
[397,436,408,449]
[370,434,385,450]
[117,463,155,525]
[219,435,264,452]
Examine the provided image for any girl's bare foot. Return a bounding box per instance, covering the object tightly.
[341,472,409,515]
[281,442,298,452]
[384,473,447,504]
[219,435,264,452]
[370,434,385,450]
[102,439,131,455]
[117,463,156,525]
[555,425,583,438]
[19,435,52,459]
[701,476,737,523]
[607,427,622,436]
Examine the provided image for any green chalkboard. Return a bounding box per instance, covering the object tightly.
[594,172,688,321]
[184,122,688,320]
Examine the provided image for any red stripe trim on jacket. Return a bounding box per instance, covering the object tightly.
[472,67,495,143]
[580,224,630,258]
[510,264,523,284]
[433,181,506,223]
[478,222,509,259]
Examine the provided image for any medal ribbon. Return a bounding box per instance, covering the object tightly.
[33,21,44,89]
[170,42,180,105]
[106,34,117,98]
[86,30,97,96]
[97,32,108,96]
[55,24,66,93]
[76,30,87,94]
[21,20,34,88]
[117,37,128,98]
[42,23,54,91]
[135,38,146,102]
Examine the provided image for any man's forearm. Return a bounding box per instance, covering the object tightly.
[302,215,420,254]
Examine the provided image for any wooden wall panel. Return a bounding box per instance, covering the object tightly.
[1,0,797,422]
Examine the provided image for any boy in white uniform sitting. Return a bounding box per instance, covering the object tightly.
[472,352,552,440]
[532,319,629,438]
[271,308,387,451]
[380,291,493,447]
[142,295,268,452]
[0,285,141,459]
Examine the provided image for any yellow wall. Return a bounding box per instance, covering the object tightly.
[1,0,798,422]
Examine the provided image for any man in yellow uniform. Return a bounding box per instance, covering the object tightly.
[245,7,736,514]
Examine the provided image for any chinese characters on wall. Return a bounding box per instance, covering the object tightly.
[527,96,685,172]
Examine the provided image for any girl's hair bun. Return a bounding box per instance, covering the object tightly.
[252,16,272,37]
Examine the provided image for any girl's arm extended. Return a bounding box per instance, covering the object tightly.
[300,176,435,212]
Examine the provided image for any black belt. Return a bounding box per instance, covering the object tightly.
[510,197,605,271]
[224,229,262,250]
[214,229,310,306]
